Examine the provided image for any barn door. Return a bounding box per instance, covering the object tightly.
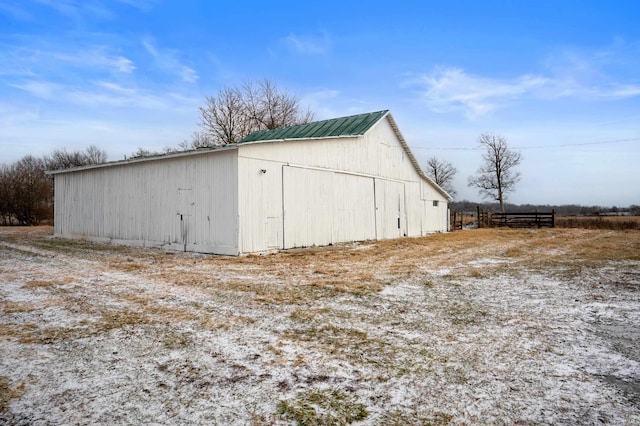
[282,166,334,249]
[282,166,376,249]
[374,179,406,239]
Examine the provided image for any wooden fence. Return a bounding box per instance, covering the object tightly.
[449,208,555,231]
[490,211,555,228]
[450,211,464,231]
[477,206,490,228]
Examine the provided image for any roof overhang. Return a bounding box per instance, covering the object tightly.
[46,144,238,175]
[382,113,452,201]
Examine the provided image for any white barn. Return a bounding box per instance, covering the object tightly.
[49,111,450,255]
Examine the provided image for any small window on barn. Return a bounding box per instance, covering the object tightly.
[433,200,439,207]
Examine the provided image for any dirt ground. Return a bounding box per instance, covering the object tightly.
[1,226,639,425]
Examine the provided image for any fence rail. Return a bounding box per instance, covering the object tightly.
[450,211,464,231]
[490,211,555,228]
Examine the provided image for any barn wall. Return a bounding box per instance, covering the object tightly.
[237,156,284,253]
[237,116,448,251]
[54,150,239,255]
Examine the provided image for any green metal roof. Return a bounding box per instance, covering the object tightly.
[238,110,389,143]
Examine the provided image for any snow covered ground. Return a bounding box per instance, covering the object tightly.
[1,227,639,425]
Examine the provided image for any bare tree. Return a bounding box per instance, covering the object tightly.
[0,164,13,225]
[189,131,215,149]
[45,145,107,170]
[0,147,108,226]
[11,156,51,225]
[197,79,314,146]
[424,156,457,198]
[468,133,522,212]
[199,86,251,146]
[84,145,107,164]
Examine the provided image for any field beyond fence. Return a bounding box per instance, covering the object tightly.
[451,210,640,231]
[555,215,640,230]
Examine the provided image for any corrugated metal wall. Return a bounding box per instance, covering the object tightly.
[53,116,447,255]
[281,166,377,249]
[237,116,448,252]
[54,150,239,255]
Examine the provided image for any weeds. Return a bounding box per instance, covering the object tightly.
[276,388,368,425]
[0,376,25,414]
[377,408,453,426]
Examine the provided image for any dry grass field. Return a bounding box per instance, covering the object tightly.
[556,215,640,230]
[1,226,639,424]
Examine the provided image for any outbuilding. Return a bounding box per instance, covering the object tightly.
[49,110,450,255]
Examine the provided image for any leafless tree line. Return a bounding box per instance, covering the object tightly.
[0,146,106,225]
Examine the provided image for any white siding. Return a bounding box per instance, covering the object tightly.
[54,150,239,255]
[237,157,284,253]
[237,115,448,250]
[374,178,406,239]
[281,166,376,249]
[53,113,448,255]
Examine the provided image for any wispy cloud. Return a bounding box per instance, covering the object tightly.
[142,38,198,83]
[410,60,640,119]
[407,40,640,119]
[10,80,60,98]
[51,47,136,73]
[10,79,198,110]
[0,40,135,77]
[283,32,332,55]
[410,67,548,118]
[30,0,115,21]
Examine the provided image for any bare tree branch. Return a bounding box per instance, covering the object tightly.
[468,133,522,212]
[424,156,457,198]
[196,79,314,147]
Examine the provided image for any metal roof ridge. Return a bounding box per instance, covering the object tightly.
[239,110,389,143]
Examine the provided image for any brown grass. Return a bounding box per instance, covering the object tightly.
[0,376,25,414]
[1,225,639,422]
[556,215,640,230]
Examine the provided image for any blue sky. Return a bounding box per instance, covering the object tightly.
[1,0,639,206]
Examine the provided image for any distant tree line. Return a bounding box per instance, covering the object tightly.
[0,146,106,226]
[450,200,640,216]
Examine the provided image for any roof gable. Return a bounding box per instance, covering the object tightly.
[239,110,388,143]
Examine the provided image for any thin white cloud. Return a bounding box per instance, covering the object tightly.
[411,67,548,118]
[10,80,60,98]
[93,81,136,94]
[142,38,198,83]
[283,32,331,55]
[113,56,135,73]
[29,0,122,21]
[51,47,136,73]
[0,40,135,76]
[410,64,640,119]
[142,39,158,57]
[10,79,197,110]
